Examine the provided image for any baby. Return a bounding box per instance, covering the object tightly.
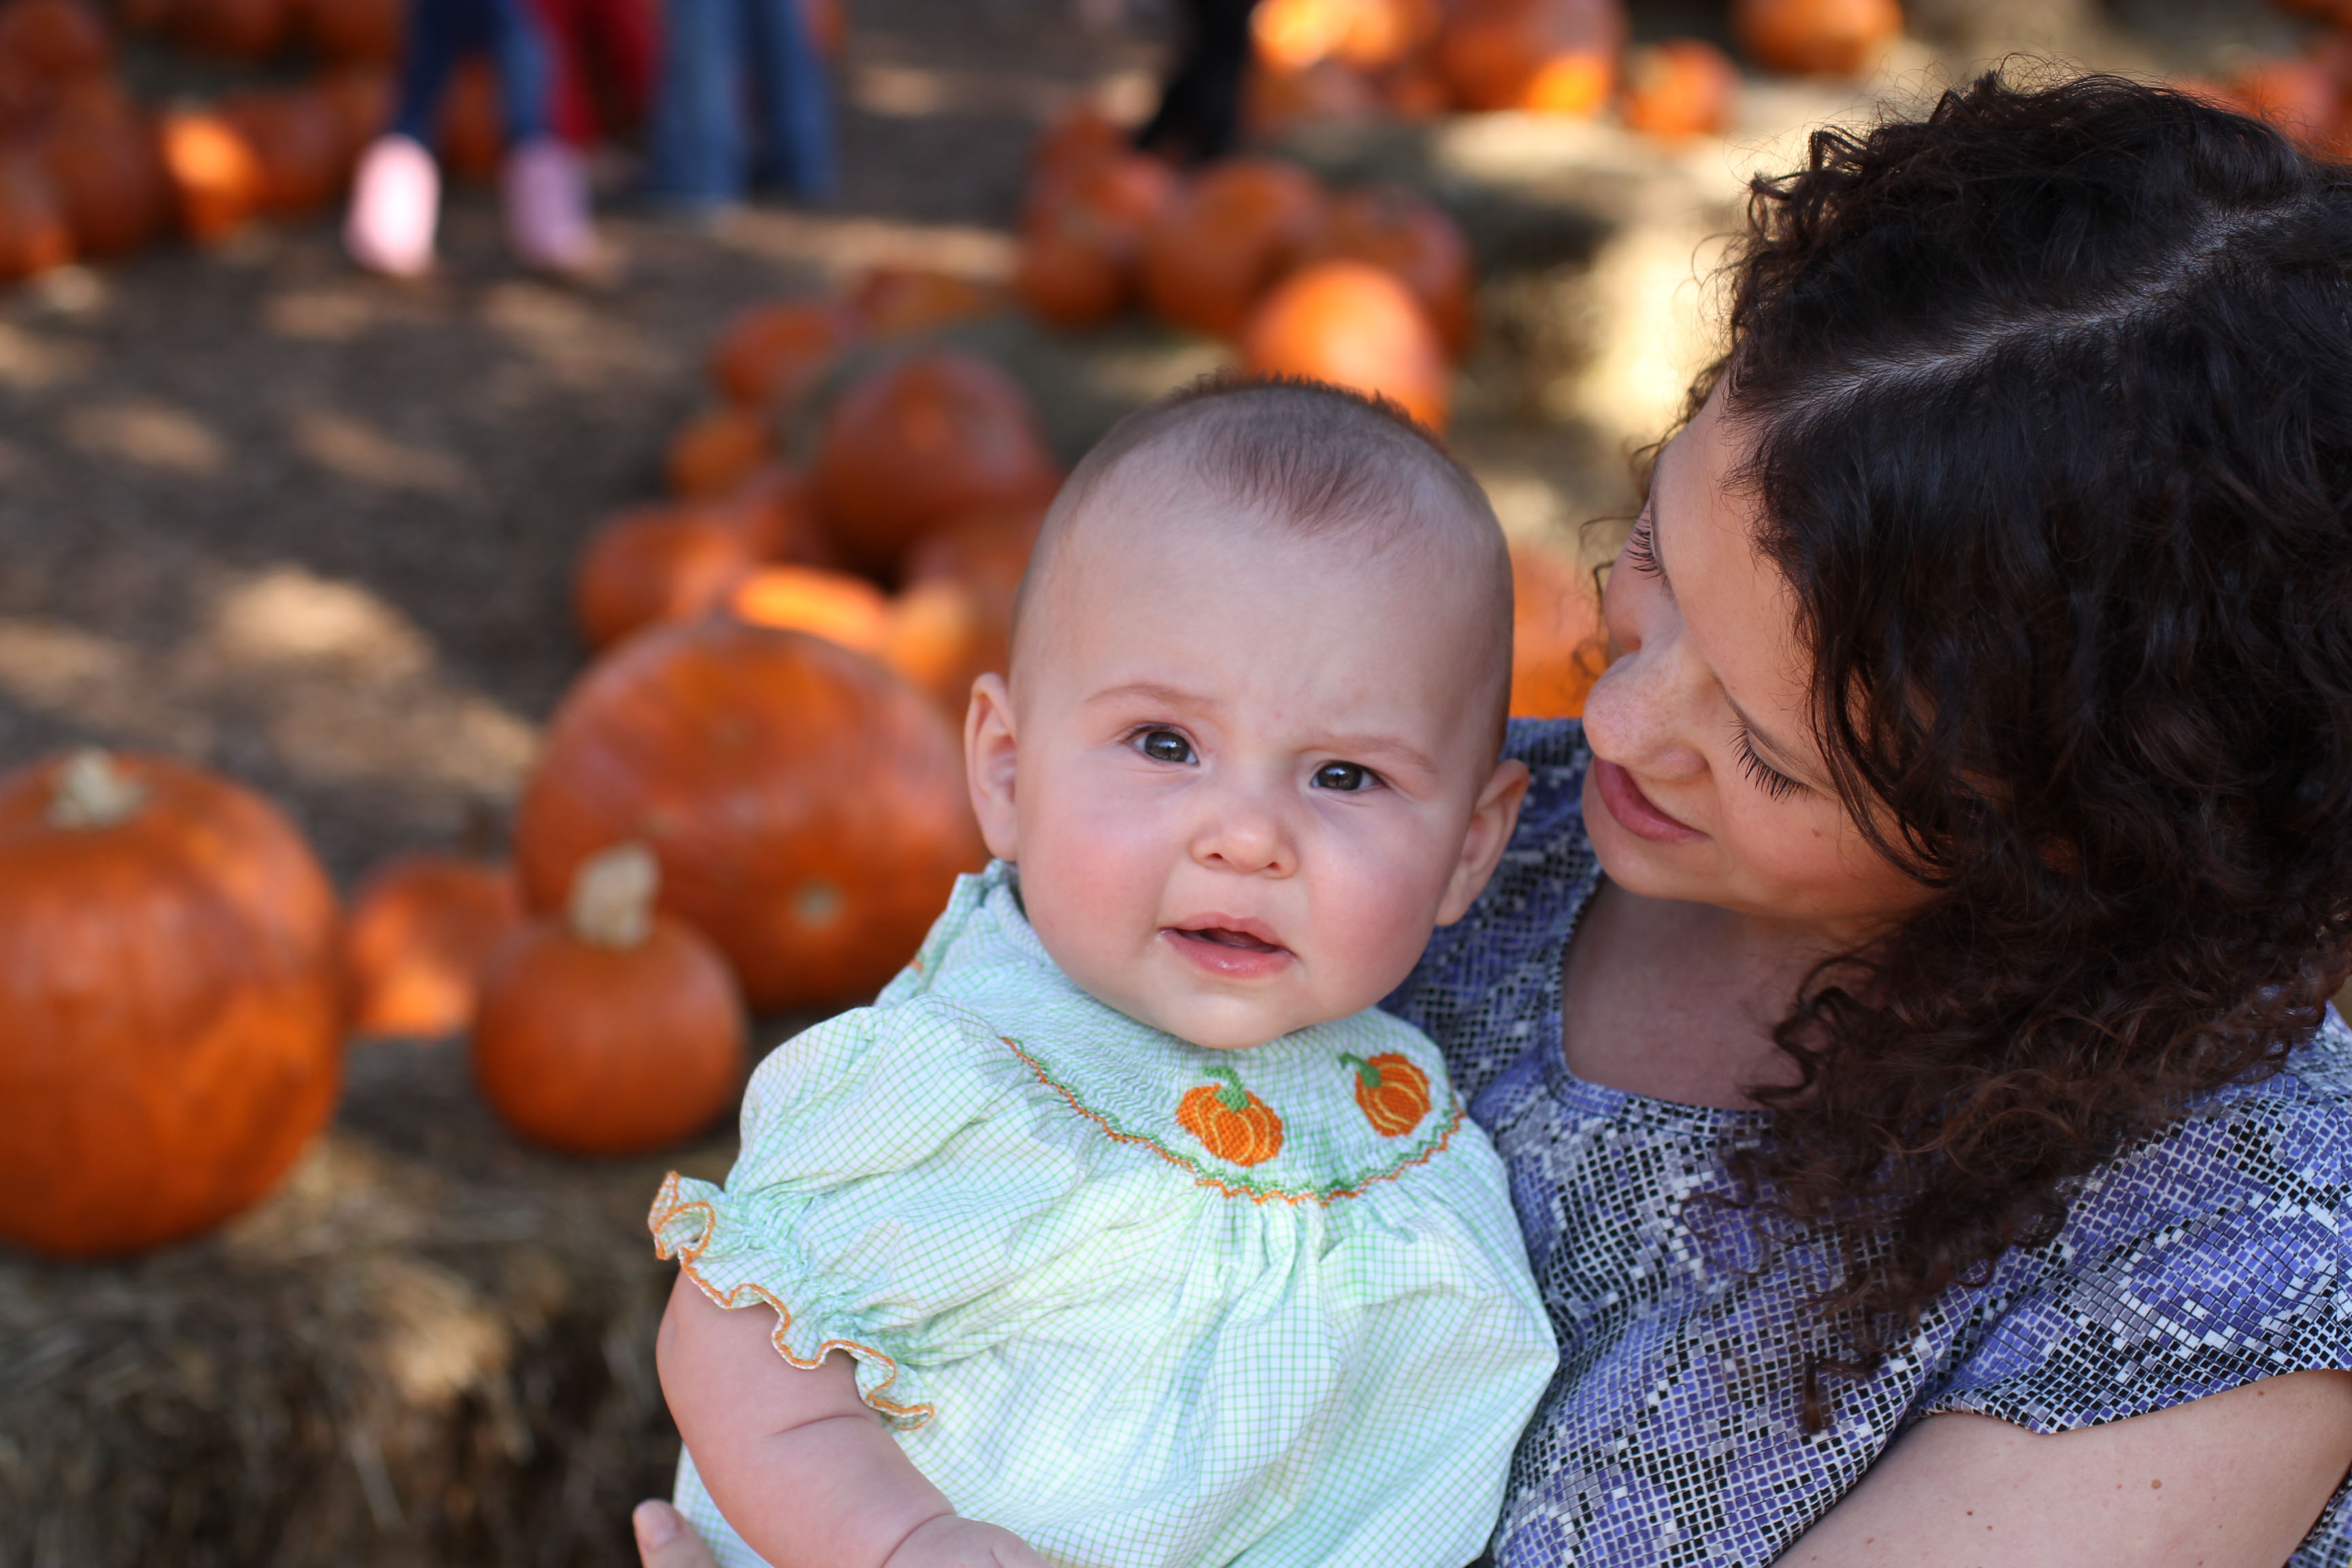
[649,376,1556,1568]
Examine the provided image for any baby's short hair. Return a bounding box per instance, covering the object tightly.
[1015,372,1515,747]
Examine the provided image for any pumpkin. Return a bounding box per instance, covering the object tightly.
[901,500,1043,598]
[0,749,342,1258]
[667,404,777,498]
[1509,542,1608,717]
[574,504,758,651]
[1333,0,1441,70]
[808,350,1061,576]
[710,297,865,409]
[513,618,985,1011]
[1241,259,1452,431]
[1139,157,1328,339]
[1731,0,1901,78]
[35,86,168,258]
[438,55,500,183]
[159,110,265,243]
[725,564,893,653]
[0,144,71,278]
[852,265,1000,340]
[299,0,401,62]
[474,843,745,1156]
[1622,38,1740,139]
[0,0,110,80]
[1252,0,1438,72]
[1176,1064,1284,1166]
[702,461,836,564]
[169,0,288,58]
[1030,102,1131,182]
[892,502,1041,714]
[1244,59,1384,137]
[1341,1051,1431,1134]
[343,852,524,1039]
[1312,183,1473,359]
[2229,58,2345,154]
[1437,0,1624,115]
[220,86,346,212]
[1015,152,1177,328]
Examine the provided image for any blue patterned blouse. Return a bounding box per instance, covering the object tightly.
[1384,719,2352,1567]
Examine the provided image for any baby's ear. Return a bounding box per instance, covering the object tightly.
[1437,757,1531,926]
[964,673,1022,862]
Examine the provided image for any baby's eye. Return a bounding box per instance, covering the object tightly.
[1136,729,1194,764]
[1313,762,1375,792]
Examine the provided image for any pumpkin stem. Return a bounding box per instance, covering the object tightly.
[1339,1052,1381,1089]
[48,747,147,829]
[569,842,659,949]
[1203,1061,1250,1111]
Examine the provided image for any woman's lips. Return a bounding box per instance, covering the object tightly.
[1163,923,1294,981]
[1592,758,1706,845]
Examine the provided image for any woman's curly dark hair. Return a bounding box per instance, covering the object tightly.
[1707,71,2352,1430]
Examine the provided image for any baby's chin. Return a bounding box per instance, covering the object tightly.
[1096,985,1316,1052]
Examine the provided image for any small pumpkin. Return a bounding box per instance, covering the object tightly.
[1622,38,1740,140]
[343,852,525,1039]
[159,109,265,243]
[0,749,342,1258]
[1341,1051,1431,1137]
[851,265,1000,340]
[808,350,1062,577]
[1252,0,1439,73]
[1312,183,1473,359]
[474,843,747,1156]
[573,504,758,652]
[1015,152,1178,329]
[1241,259,1452,431]
[0,145,71,278]
[702,462,837,565]
[667,404,778,499]
[725,563,894,653]
[1731,0,1901,78]
[1437,0,1625,115]
[513,618,985,1011]
[36,86,169,259]
[1139,157,1328,339]
[1509,542,1608,718]
[1176,1063,1284,1166]
[1332,0,1441,70]
[710,297,866,409]
[219,85,346,213]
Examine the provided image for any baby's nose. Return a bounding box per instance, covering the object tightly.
[1189,793,1294,875]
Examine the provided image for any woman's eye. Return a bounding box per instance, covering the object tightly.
[1137,730,1194,764]
[1313,762,1373,792]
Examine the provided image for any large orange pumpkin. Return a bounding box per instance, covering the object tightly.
[220,86,346,212]
[36,87,169,259]
[573,504,759,652]
[1139,157,1328,339]
[0,146,70,278]
[159,109,265,243]
[1509,542,1608,717]
[0,749,342,1258]
[513,619,985,1011]
[1313,183,1473,359]
[343,852,524,1039]
[1176,1065,1284,1166]
[808,350,1062,576]
[710,297,865,408]
[474,843,746,1156]
[1622,38,1740,139]
[1437,0,1625,115]
[666,404,777,499]
[1731,0,1901,78]
[1241,259,1452,431]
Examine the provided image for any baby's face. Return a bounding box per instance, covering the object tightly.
[966,475,1525,1050]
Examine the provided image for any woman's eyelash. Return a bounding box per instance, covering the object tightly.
[1732,725,1805,801]
[1624,512,1661,577]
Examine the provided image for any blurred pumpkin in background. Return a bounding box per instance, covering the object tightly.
[851,265,1000,339]
[220,84,347,212]
[710,297,866,408]
[1732,0,1901,77]
[343,852,525,1039]
[1437,0,1626,114]
[1241,259,1452,431]
[573,504,760,651]
[35,84,169,257]
[1139,157,1328,337]
[474,842,746,1156]
[1621,37,1740,138]
[1509,544,1608,717]
[808,350,1061,576]
[0,146,70,276]
[666,404,777,498]
[159,108,266,242]
[2227,56,2346,154]
[725,564,894,653]
[513,619,985,1011]
[1015,150,1179,328]
[169,0,289,59]
[0,749,342,1258]
[297,0,402,63]
[1312,183,1473,358]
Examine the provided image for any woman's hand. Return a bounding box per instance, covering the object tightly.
[634,1501,722,1568]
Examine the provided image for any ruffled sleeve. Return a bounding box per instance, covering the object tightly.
[1923,1039,2352,1434]
[649,997,1071,1431]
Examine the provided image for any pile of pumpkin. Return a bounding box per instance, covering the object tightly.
[1238,0,1906,142]
[0,0,409,281]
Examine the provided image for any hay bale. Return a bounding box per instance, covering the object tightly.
[0,1037,735,1568]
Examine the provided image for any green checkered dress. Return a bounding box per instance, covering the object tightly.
[650,862,1555,1568]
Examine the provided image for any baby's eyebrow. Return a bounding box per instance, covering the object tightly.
[1085,679,1215,711]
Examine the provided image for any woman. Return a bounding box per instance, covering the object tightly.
[638,73,2352,1564]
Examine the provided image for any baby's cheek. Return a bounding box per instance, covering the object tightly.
[1310,844,1451,1006]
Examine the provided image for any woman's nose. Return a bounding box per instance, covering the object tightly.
[1582,622,1712,783]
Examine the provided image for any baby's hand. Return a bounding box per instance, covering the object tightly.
[883,1515,1050,1568]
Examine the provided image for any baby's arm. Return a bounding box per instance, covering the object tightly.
[656,1275,1046,1568]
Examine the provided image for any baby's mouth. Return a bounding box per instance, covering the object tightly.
[1171,926,1286,954]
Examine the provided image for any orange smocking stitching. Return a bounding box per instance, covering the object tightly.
[647,1173,936,1426]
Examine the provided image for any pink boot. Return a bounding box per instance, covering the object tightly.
[344,133,440,278]
[502,137,605,279]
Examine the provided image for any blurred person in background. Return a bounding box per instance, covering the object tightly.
[642,0,836,210]
[1136,0,1256,164]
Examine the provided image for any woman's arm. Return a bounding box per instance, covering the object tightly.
[1778,1370,2352,1568]
[655,1274,1045,1568]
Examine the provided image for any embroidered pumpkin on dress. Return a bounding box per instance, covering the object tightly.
[1177,1064,1284,1166]
[1342,1051,1431,1137]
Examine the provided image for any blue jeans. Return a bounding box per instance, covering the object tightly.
[391,0,559,148]
[646,0,836,202]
